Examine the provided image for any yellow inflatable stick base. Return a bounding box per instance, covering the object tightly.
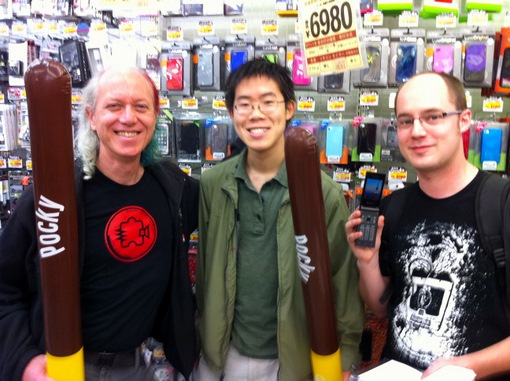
[47,347,85,381]
[311,348,342,381]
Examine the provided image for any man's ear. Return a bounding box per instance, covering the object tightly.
[86,106,96,130]
[459,108,472,134]
[285,100,296,121]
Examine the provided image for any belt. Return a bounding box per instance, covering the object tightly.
[84,347,141,368]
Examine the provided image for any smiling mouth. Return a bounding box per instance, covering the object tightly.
[248,128,269,134]
[116,131,139,137]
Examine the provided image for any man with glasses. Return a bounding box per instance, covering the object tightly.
[196,58,364,380]
[346,72,510,380]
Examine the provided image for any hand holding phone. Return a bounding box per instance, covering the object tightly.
[356,172,386,248]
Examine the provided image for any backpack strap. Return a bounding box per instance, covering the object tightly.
[475,173,510,306]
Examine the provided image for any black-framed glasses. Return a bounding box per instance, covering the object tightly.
[233,100,285,116]
[396,110,464,130]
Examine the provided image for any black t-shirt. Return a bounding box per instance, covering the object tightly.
[81,168,174,351]
[380,171,510,380]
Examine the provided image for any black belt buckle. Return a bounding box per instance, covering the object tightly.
[97,352,117,367]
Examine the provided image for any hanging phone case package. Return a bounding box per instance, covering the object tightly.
[420,0,460,18]
[461,28,495,88]
[224,35,255,79]
[317,71,350,94]
[425,29,463,78]
[351,117,382,162]
[353,28,390,88]
[473,122,508,172]
[493,28,510,94]
[380,119,405,163]
[318,120,350,164]
[255,38,286,66]
[389,29,425,87]
[286,35,318,91]
[192,37,223,91]
[204,116,236,161]
[161,41,193,96]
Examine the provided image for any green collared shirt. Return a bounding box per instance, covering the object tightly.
[231,152,287,359]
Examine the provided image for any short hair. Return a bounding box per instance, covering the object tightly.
[224,58,296,112]
[75,67,160,180]
[394,72,468,115]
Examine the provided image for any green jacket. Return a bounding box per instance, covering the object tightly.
[196,154,364,380]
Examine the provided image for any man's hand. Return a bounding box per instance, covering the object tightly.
[22,355,56,381]
[345,209,384,264]
[421,356,469,379]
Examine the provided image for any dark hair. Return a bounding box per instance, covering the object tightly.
[225,58,295,111]
[395,72,467,115]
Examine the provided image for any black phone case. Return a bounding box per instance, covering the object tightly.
[357,123,377,155]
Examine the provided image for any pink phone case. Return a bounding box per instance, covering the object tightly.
[292,50,311,85]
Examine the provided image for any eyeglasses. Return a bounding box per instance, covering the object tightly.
[396,110,464,130]
[233,100,285,116]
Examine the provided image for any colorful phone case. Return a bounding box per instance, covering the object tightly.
[261,53,278,64]
[292,49,311,85]
[464,43,487,83]
[166,57,183,91]
[396,44,417,83]
[231,49,247,72]
[480,128,502,164]
[433,45,454,75]
[197,51,214,87]
[326,125,344,158]
[361,44,382,83]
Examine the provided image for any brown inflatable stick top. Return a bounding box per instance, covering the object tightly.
[25,59,82,356]
[285,127,339,356]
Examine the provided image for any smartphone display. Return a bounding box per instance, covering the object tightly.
[464,43,487,83]
[155,123,169,155]
[433,45,454,75]
[361,44,382,83]
[480,128,502,164]
[292,49,311,85]
[357,122,377,155]
[396,44,417,83]
[166,57,183,90]
[326,124,344,159]
[197,51,214,87]
[231,49,248,72]
[356,172,386,248]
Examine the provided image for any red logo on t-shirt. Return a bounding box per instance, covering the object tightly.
[105,206,157,262]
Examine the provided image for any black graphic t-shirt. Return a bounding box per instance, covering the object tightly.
[81,168,174,351]
[380,172,510,380]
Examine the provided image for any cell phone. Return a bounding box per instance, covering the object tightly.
[326,124,344,160]
[480,128,502,164]
[433,45,454,75]
[356,172,386,248]
[324,73,344,89]
[464,43,487,83]
[396,44,417,83]
[197,50,214,87]
[231,49,248,72]
[500,48,510,88]
[292,49,311,85]
[357,122,377,155]
[361,44,382,83]
[166,57,183,91]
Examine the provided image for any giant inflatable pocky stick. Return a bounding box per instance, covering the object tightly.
[285,127,342,380]
[25,59,84,381]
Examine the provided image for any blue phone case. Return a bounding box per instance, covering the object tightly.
[396,44,417,83]
[326,125,344,158]
[231,50,248,72]
[480,128,502,163]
